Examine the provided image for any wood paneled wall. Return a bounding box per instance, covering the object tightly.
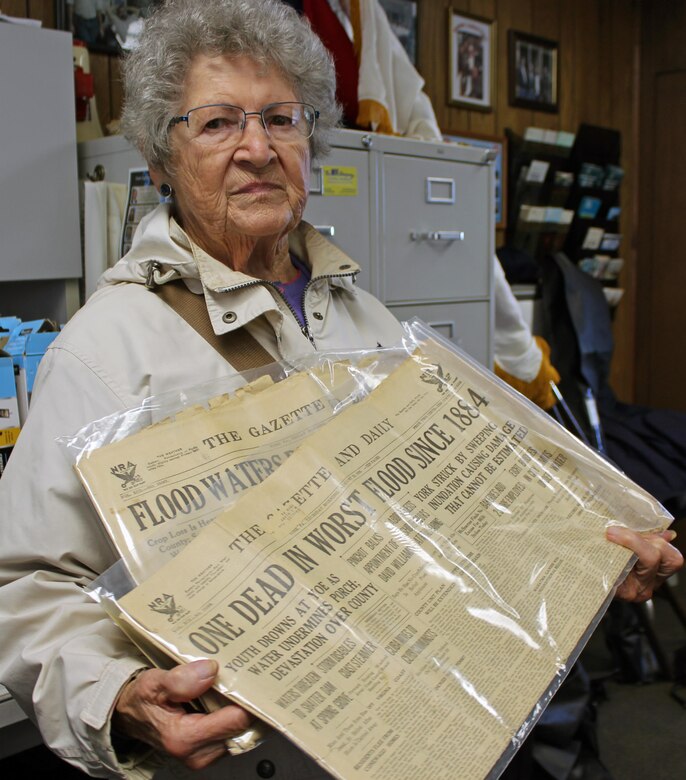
[6,0,641,400]
[419,0,640,401]
[635,0,686,410]
[2,0,54,26]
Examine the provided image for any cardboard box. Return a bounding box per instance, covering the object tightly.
[0,355,20,450]
[13,331,59,426]
[0,315,22,351]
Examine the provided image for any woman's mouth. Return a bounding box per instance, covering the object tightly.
[233,182,281,195]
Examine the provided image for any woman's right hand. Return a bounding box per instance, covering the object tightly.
[113,659,253,770]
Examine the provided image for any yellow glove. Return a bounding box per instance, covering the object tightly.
[494,336,561,410]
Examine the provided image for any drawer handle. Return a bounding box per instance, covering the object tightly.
[314,225,335,237]
[309,167,324,194]
[410,230,465,242]
[86,164,106,182]
[428,320,455,340]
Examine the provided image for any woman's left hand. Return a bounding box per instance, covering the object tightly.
[606,526,684,602]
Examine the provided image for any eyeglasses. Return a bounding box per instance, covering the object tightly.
[168,101,319,146]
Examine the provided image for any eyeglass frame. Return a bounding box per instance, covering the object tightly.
[167,101,320,143]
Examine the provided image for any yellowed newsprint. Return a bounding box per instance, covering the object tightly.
[75,367,362,582]
[104,337,668,779]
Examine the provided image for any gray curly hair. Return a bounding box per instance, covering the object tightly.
[120,0,341,173]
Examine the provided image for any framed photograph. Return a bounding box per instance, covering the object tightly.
[55,1,160,54]
[508,30,559,112]
[448,10,496,111]
[443,131,507,228]
[379,0,418,66]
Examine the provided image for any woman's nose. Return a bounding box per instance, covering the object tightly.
[234,114,274,165]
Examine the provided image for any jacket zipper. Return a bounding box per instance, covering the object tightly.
[292,269,359,347]
[216,270,357,349]
[268,281,315,346]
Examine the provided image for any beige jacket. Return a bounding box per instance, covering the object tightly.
[0,206,403,778]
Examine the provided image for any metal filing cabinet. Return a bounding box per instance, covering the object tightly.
[303,140,375,295]
[78,129,494,365]
[371,133,493,365]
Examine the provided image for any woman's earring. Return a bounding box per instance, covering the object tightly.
[160,182,173,198]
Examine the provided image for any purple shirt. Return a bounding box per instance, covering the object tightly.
[272,254,311,328]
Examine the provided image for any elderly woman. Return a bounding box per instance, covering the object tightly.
[0,1,681,779]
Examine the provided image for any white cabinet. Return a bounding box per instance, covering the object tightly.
[0,23,81,322]
[78,133,147,184]
[78,129,494,364]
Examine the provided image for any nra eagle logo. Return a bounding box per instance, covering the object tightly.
[110,461,142,488]
[148,593,181,622]
[419,363,448,393]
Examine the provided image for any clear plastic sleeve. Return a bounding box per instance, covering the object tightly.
[79,320,671,778]
[87,558,272,755]
[61,348,407,583]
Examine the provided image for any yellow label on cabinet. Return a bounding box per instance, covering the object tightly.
[0,427,20,448]
[322,166,358,196]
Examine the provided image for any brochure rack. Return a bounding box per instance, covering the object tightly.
[505,124,624,308]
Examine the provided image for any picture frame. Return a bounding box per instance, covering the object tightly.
[508,30,559,113]
[448,9,496,112]
[443,131,507,228]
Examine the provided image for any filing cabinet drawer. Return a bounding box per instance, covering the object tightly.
[387,300,492,368]
[381,155,490,303]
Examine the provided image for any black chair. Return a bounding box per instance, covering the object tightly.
[539,251,686,682]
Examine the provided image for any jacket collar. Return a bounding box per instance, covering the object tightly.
[99,204,361,295]
[180,220,361,294]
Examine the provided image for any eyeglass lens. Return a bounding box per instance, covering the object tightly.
[185,102,315,145]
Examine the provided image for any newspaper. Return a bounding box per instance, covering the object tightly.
[75,364,380,582]
[92,331,669,779]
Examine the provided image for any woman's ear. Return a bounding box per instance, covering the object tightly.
[149,168,173,199]
[148,167,164,192]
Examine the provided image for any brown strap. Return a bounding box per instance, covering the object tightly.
[153,280,274,371]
